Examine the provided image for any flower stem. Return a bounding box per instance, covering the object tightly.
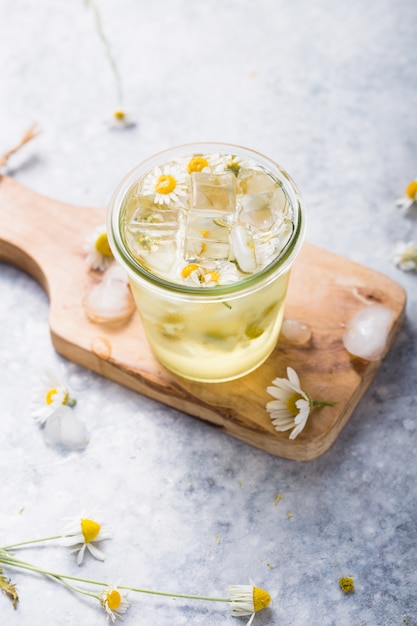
[0,555,230,604]
[312,400,336,408]
[2,535,62,550]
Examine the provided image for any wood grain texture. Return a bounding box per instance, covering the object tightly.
[0,175,407,460]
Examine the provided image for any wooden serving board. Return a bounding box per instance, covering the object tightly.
[0,175,407,460]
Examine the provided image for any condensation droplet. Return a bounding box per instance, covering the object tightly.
[91,336,112,360]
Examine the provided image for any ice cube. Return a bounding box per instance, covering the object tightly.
[184,213,230,262]
[237,191,275,231]
[190,171,237,214]
[237,170,277,194]
[229,223,257,273]
[125,203,181,272]
[43,407,89,450]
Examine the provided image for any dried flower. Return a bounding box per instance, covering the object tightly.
[84,225,114,271]
[61,513,112,565]
[100,585,130,621]
[228,584,271,625]
[266,367,334,439]
[396,179,417,211]
[0,569,18,608]
[31,367,76,425]
[339,576,355,593]
[393,241,417,272]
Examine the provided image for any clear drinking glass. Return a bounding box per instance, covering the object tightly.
[107,142,305,382]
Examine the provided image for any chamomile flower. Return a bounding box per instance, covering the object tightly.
[186,153,224,173]
[31,367,76,425]
[180,260,240,287]
[100,585,130,622]
[211,153,249,176]
[393,241,417,272]
[111,109,136,130]
[396,179,417,211]
[266,367,334,440]
[84,225,114,271]
[61,513,112,565]
[141,164,188,206]
[228,584,271,625]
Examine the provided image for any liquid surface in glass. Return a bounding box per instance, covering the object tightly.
[120,151,294,287]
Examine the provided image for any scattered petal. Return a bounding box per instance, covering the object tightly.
[343,305,395,361]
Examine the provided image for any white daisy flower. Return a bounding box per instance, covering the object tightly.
[211,153,251,176]
[396,179,417,211]
[228,584,271,625]
[186,153,220,174]
[266,367,334,440]
[141,164,188,206]
[393,241,417,272]
[110,109,136,130]
[84,225,114,271]
[100,585,129,622]
[31,367,76,425]
[61,513,112,565]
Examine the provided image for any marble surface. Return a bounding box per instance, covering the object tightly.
[1,0,417,624]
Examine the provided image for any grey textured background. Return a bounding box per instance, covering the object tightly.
[1,1,416,624]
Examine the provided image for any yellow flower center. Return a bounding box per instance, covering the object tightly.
[181,263,200,278]
[106,589,121,610]
[406,180,417,199]
[155,174,177,195]
[205,270,220,283]
[45,388,58,405]
[95,232,113,257]
[253,587,271,612]
[188,156,209,173]
[81,518,101,543]
[286,392,304,416]
[113,110,126,120]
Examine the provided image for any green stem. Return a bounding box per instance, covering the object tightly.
[312,401,336,408]
[0,555,230,604]
[2,535,62,550]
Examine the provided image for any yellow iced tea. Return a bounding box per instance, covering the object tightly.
[108,143,304,382]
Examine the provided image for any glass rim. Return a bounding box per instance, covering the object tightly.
[107,142,305,297]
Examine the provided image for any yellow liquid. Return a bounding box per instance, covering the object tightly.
[129,270,290,382]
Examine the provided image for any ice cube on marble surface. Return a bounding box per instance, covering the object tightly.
[43,407,89,450]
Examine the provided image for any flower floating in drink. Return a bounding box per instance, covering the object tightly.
[108,144,305,382]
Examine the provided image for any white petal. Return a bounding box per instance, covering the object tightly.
[77,543,86,565]
[87,542,106,561]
